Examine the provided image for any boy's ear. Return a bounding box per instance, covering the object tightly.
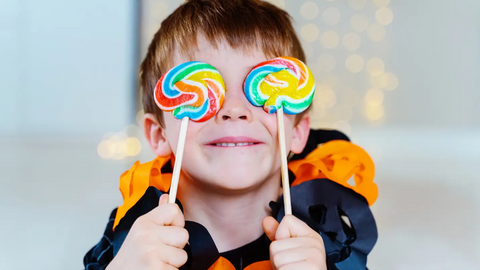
[289,114,311,154]
[143,113,173,157]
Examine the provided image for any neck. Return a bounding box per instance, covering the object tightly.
[177,174,281,253]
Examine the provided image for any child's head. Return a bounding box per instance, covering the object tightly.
[140,0,311,193]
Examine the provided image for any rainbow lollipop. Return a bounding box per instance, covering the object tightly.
[243,56,315,215]
[154,61,225,202]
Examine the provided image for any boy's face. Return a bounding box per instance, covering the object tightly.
[145,36,310,193]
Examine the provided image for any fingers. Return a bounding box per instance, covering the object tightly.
[275,215,321,240]
[276,261,318,270]
[158,226,189,248]
[271,247,317,269]
[144,194,185,227]
[160,245,189,268]
[270,236,323,255]
[263,216,280,241]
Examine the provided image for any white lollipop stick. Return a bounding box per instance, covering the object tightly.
[277,107,292,215]
[168,116,189,204]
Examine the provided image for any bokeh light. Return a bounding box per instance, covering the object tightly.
[379,72,399,90]
[350,14,369,32]
[375,7,394,25]
[317,54,336,72]
[365,104,385,121]
[315,85,337,108]
[366,57,385,76]
[364,88,384,106]
[348,0,367,10]
[373,0,390,8]
[136,110,144,126]
[322,7,341,26]
[321,30,339,49]
[367,23,386,41]
[264,0,285,9]
[345,54,365,73]
[301,23,320,42]
[334,120,352,135]
[125,137,142,156]
[342,32,361,51]
[300,1,319,20]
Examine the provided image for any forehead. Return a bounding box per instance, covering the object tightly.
[172,35,268,75]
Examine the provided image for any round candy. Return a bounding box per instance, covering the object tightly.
[154,61,225,122]
[243,56,315,114]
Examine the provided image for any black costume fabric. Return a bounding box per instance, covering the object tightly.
[84,129,377,270]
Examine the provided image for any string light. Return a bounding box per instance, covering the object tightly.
[373,0,390,8]
[364,88,384,106]
[379,72,399,90]
[365,104,385,121]
[136,110,144,126]
[301,23,320,42]
[300,1,319,20]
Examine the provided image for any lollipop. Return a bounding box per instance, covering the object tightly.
[154,61,225,202]
[243,56,315,215]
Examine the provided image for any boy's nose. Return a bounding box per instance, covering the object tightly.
[216,91,253,123]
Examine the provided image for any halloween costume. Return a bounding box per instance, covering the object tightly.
[84,129,378,270]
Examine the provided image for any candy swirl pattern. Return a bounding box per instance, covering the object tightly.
[243,56,315,114]
[154,61,225,122]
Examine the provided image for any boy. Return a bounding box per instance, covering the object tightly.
[84,0,378,269]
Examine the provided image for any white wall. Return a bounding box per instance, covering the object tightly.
[0,0,136,137]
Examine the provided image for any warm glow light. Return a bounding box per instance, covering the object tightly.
[136,110,144,126]
[317,54,336,72]
[315,85,337,108]
[367,24,386,42]
[264,0,285,9]
[301,24,320,42]
[150,1,169,21]
[375,7,394,25]
[364,88,384,106]
[125,137,142,156]
[351,14,369,32]
[334,120,352,135]
[345,54,365,73]
[342,32,361,51]
[365,104,385,121]
[348,0,367,10]
[379,72,399,90]
[373,0,390,7]
[322,7,341,26]
[366,58,385,76]
[320,30,339,49]
[98,140,114,159]
[300,1,319,20]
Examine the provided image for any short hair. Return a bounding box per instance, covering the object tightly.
[140,0,307,127]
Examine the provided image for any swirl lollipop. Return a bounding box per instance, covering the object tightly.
[243,56,315,215]
[154,61,225,202]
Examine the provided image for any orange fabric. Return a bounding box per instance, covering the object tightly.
[113,156,173,230]
[113,140,377,229]
[207,257,271,270]
[289,140,378,205]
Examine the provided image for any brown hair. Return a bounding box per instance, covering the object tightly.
[139,0,307,127]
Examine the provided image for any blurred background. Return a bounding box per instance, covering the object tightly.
[1,0,479,269]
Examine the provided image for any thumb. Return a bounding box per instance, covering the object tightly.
[275,215,316,240]
[159,194,169,205]
[262,216,280,242]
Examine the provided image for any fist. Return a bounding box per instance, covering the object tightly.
[107,194,189,270]
[263,215,327,270]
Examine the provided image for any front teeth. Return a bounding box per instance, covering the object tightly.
[215,143,254,147]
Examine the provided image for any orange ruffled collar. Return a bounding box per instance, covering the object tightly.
[113,140,378,230]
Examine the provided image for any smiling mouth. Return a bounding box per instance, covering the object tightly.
[210,142,260,147]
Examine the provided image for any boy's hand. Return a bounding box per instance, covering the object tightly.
[263,215,327,270]
[107,194,189,270]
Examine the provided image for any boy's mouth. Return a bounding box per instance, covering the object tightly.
[206,136,263,147]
